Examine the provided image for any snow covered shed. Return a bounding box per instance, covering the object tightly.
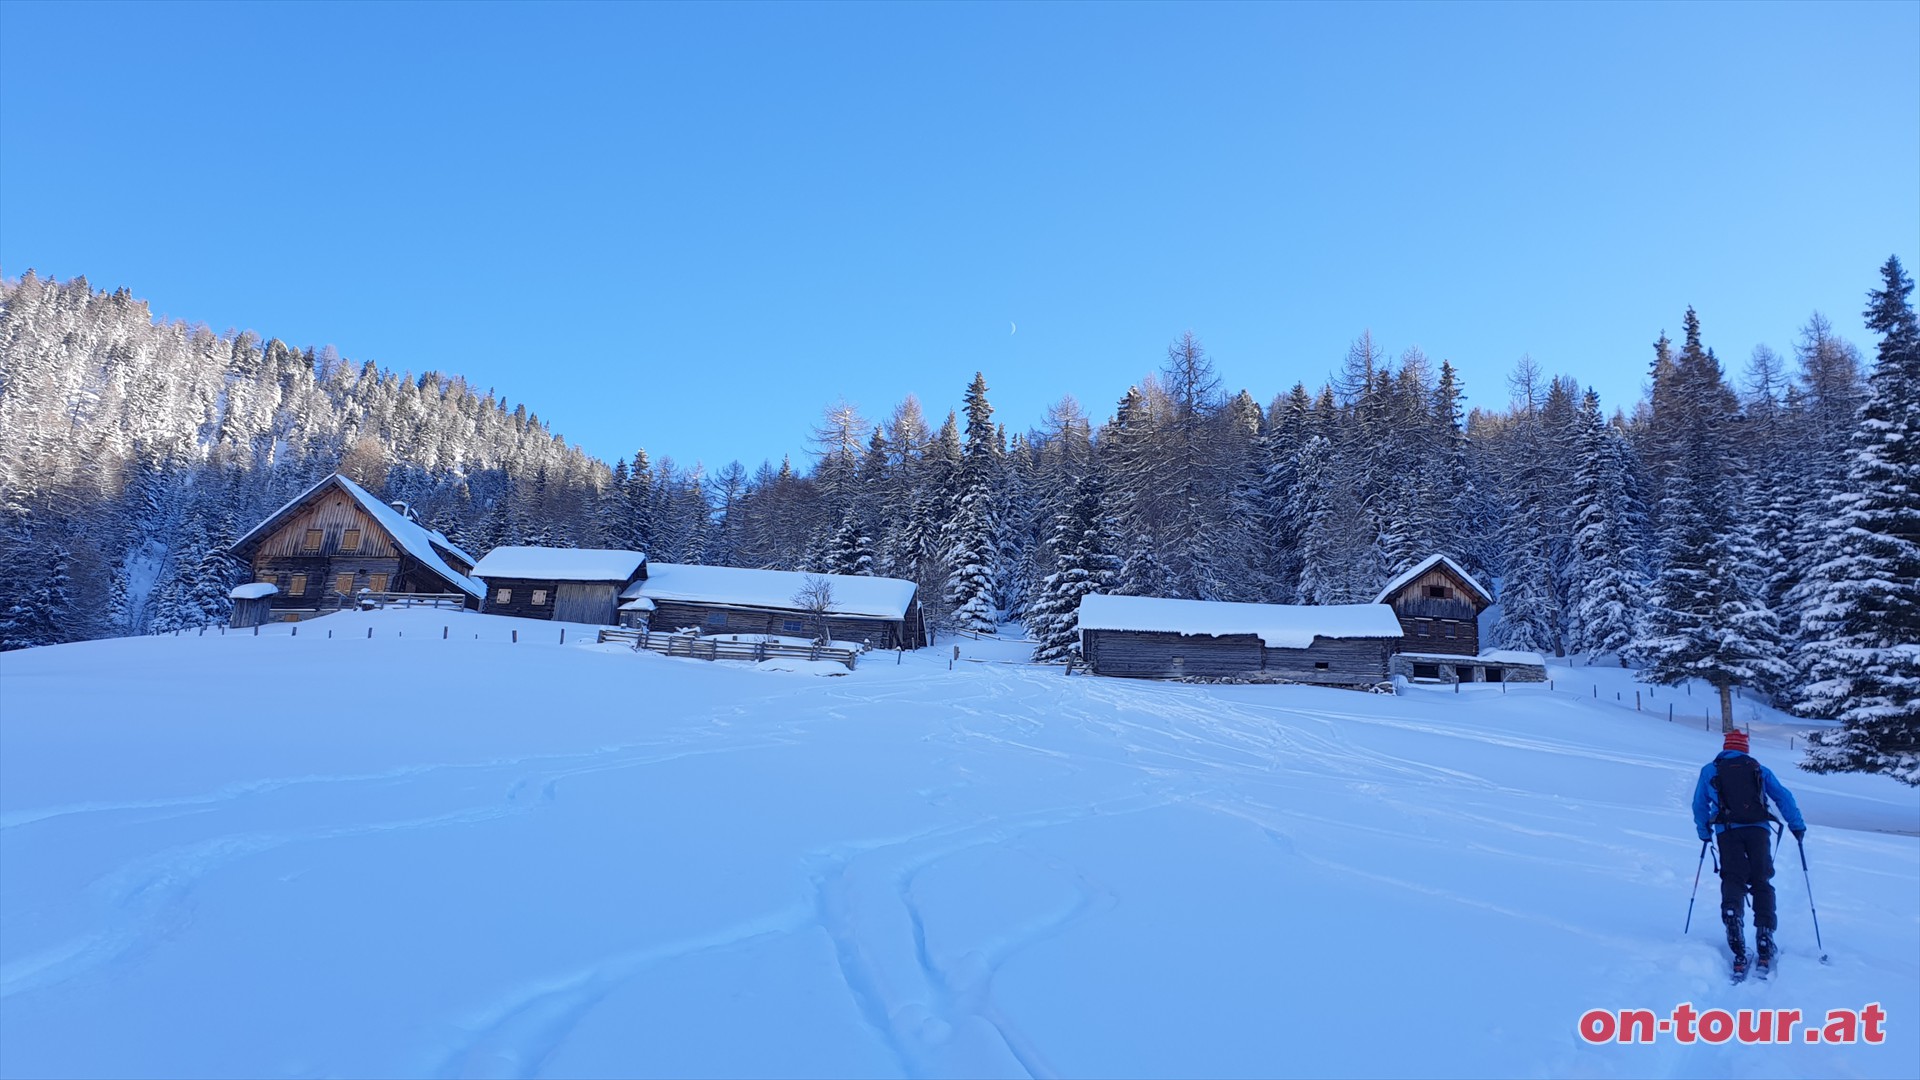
[227,582,278,628]
[1372,554,1494,657]
[469,547,648,624]
[228,474,484,620]
[1076,595,1405,684]
[619,564,927,649]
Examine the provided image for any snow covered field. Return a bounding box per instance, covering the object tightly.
[2,610,1915,1079]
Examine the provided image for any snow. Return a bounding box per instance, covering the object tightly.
[227,582,277,600]
[470,546,647,583]
[625,564,918,619]
[230,474,485,600]
[617,597,656,612]
[1076,593,1404,649]
[754,658,854,676]
[1480,648,1548,665]
[1,610,1916,1078]
[1372,553,1495,606]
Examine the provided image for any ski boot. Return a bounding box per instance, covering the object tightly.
[1755,927,1775,979]
[1725,917,1750,983]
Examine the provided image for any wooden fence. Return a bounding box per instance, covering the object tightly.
[597,627,860,669]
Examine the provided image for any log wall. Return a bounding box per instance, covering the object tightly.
[1081,630,1396,684]
[643,598,914,649]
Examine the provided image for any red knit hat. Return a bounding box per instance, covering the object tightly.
[1724,730,1750,753]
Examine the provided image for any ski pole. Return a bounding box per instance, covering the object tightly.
[1684,838,1709,934]
[1795,834,1829,963]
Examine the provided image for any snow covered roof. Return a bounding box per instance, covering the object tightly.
[618,597,656,612]
[623,564,918,620]
[470,547,648,583]
[1076,594,1404,649]
[230,474,485,599]
[1371,554,1495,607]
[427,530,476,570]
[229,582,278,600]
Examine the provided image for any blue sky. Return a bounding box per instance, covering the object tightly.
[3,1,1915,472]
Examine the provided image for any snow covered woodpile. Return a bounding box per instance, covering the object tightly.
[1076,594,1404,684]
[1372,554,1495,657]
[226,583,278,628]
[227,474,485,620]
[620,564,927,649]
[469,547,649,625]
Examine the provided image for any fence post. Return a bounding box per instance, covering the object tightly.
[292,625,297,637]
[512,629,518,643]
[560,629,565,645]
[444,626,448,639]
[254,625,259,636]
[329,629,333,639]
[1668,704,1673,722]
[1636,691,1641,711]
[1593,685,1597,698]
[368,626,373,639]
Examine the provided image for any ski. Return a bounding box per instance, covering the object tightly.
[1730,957,1750,984]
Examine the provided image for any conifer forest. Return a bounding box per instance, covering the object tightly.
[1,259,1914,783]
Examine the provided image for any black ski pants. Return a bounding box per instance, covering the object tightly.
[1717,825,1777,930]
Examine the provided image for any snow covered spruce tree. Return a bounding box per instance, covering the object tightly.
[1798,256,1920,784]
[943,373,1001,633]
[1565,389,1646,661]
[1029,470,1120,663]
[825,508,876,576]
[1638,309,1792,729]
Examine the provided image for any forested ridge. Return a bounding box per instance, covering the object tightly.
[2,259,1913,782]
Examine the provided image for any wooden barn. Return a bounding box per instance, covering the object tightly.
[1076,594,1404,685]
[469,547,649,624]
[228,473,484,620]
[620,564,927,650]
[1371,553,1494,656]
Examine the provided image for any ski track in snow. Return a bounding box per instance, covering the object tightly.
[2,620,1916,1079]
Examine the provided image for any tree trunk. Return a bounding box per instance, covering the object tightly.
[1718,681,1735,732]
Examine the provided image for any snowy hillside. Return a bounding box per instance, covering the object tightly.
[2,611,1915,1079]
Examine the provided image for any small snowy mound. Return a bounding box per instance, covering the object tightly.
[754,658,851,676]
[228,582,277,600]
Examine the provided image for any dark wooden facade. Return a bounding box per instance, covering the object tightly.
[229,593,275,628]
[483,578,631,624]
[1080,629,1396,685]
[630,597,927,650]
[1377,560,1490,657]
[232,478,480,618]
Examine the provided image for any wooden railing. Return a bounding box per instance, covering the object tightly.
[596,628,860,669]
[331,591,469,611]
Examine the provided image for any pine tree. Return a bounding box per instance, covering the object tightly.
[943,374,1001,632]
[826,509,876,576]
[1564,390,1645,661]
[1799,256,1920,784]
[1029,471,1119,663]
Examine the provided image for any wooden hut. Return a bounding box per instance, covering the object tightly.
[228,474,484,620]
[620,564,927,649]
[1076,594,1404,685]
[1371,554,1494,656]
[469,547,648,624]
[228,582,278,628]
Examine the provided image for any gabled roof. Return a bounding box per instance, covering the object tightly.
[623,564,918,620]
[1372,554,1494,607]
[1076,594,1404,649]
[230,474,485,599]
[470,547,648,583]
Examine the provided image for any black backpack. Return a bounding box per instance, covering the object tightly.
[1712,754,1773,826]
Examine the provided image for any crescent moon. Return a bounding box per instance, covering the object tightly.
[1010,321,1016,335]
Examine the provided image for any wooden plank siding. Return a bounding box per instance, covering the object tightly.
[253,497,399,559]
[1382,566,1484,657]
[640,598,920,650]
[1081,629,1395,685]
[241,491,479,615]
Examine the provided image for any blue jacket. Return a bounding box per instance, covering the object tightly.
[1692,750,1805,840]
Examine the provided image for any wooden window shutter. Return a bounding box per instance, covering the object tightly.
[341,529,362,552]
[368,573,388,593]
[290,574,307,596]
[497,588,512,604]
[531,590,547,606]
[336,573,355,595]
[303,529,324,551]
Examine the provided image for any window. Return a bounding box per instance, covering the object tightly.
[1444,621,1458,639]
[1413,664,1440,680]
[1427,585,1449,599]
[340,529,362,552]
[496,588,512,604]
[302,529,324,551]
[1486,667,1505,683]
[782,620,804,634]
[257,571,276,583]
[1314,661,1330,670]
[368,574,388,593]
[277,573,291,590]
[289,574,307,596]
[706,612,729,628]
[531,589,548,606]
[336,573,355,595]
[1415,619,1431,637]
